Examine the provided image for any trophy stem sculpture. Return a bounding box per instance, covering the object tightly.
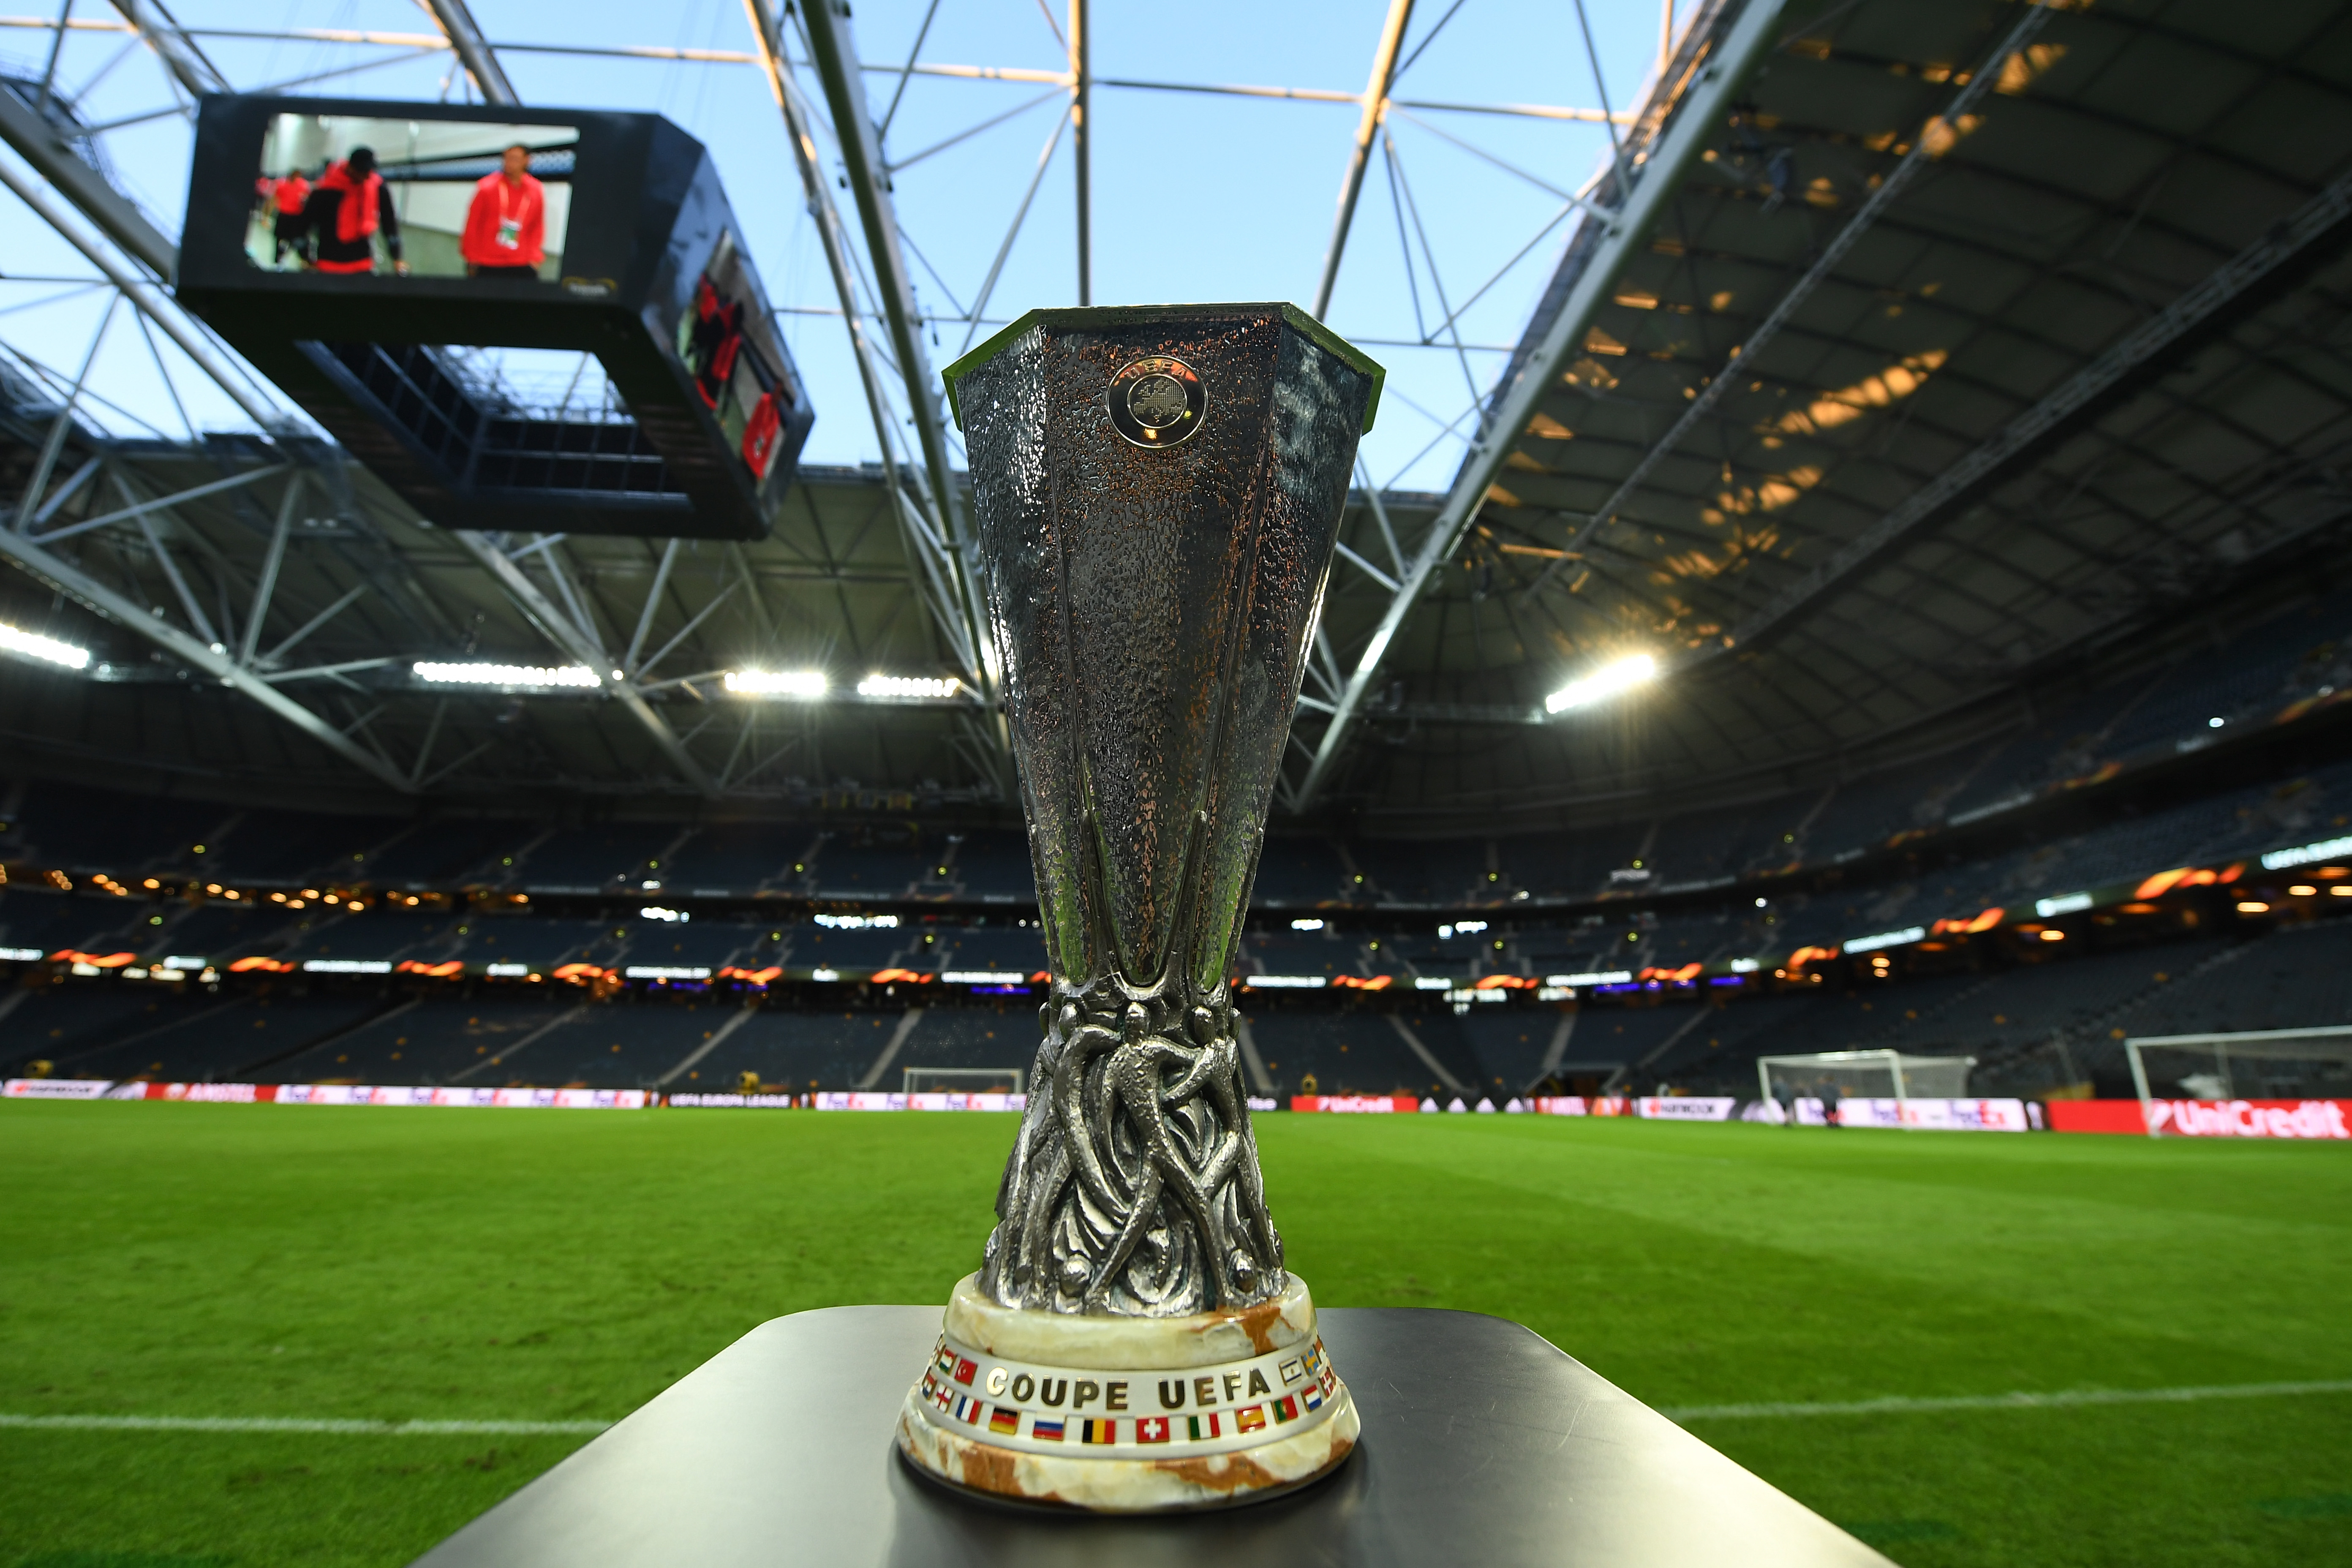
[895,304,1383,1510]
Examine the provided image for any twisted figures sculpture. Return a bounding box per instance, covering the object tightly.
[984,976,1281,1317]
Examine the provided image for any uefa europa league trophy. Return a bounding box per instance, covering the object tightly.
[894,305,1382,1510]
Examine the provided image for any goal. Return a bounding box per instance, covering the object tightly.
[903,1066,1026,1096]
[1757,1048,1974,1104]
[2126,1026,2352,1125]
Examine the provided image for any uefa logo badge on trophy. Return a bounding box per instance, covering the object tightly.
[1105,355,1206,448]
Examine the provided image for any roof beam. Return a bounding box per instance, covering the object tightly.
[0,515,413,793]
[1284,0,1788,814]
[104,0,226,96]
[788,0,1004,762]
[0,66,177,277]
[0,145,283,428]
[1069,0,1090,304]
[1312,0,1414,321]
[415,0,518,105]
[1565,1,2053,554]
[739,0,955,678]
[1705,161,2352,664]
[446,529,717,795]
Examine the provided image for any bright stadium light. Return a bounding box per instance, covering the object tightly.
[725,668,828,698]
[413,661,597,688]
[858,673,962,700]
[1545,653,1657,714]
[0,621,91,670]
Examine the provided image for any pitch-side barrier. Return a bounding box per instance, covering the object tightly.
[12,1080,2344,1135]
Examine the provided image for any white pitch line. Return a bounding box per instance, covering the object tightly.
[1665,1378,2352,1422]
[13,1381,2349,1437]
[0,1413,611,1435]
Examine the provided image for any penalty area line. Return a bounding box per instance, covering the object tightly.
[1666,1378,2352,1422]
[0,1413,611,1436]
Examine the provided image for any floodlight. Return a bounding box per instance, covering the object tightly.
[857,674,961,700]
[413,661,597,688]
[1544,653,1656,714]
[724,669,828,698]
[0,621,91,670]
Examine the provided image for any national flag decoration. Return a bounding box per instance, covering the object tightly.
[1303,1345,1324,1377]
[1236,1405,1267,1433]
[928,1377,955,1412]
[989,1406,1021,1435]
[952,1393,983,1424]
[1187,1413,1222,1441]
[1272,1394,1299,1424]
[1278,1357,1303,1386]
[1318,1369,1339,1398]
[934,1345,957,1376]
[1031,1417,1065,1441]
[1081,1418,1118,1444]
[953,1357,979,1386]
[1137,1416,1170,1443]
[1302,1382,1325,1411]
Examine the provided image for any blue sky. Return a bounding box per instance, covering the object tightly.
[0,0,1673,493]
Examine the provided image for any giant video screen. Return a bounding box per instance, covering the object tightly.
[246,114,576,281]
[675,228,801,482]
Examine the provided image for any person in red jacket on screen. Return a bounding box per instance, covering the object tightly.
[302,147,406,276]
[255,169,310,265]
[461,144,546,279]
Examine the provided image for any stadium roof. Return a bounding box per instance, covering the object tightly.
[4,0,2352,837]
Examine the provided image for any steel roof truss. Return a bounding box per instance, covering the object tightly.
[1285,0,1788,813]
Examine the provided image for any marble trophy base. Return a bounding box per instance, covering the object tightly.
[896,1273,1356,1511]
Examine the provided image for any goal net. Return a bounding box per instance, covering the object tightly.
[2127,1027,2352,1119]
[903,1066,1026,1096]
[1757,1049,1975,1103]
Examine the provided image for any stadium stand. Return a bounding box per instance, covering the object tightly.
[3,984,184,1072]
[892,1006,1039,1079]
[1496,822,1655,902]
[14,577,2352,1102]
[33,991,387,1082]
[1250,836,1352,906]
[1244,1010,1432,1097]
[524,999,744,1087]
[631,922,760,969]
[661,823,815,894]
[809,825,939,898]
[511,823,686,892]
[2110,922,2352,1042]
[1,782,226,874]
[0,887,145,955]
[272,997,576,1084]
[7,579,2352,923]
[791,924,913,969]
[680,1008,907,1091]
[926,925,1046,973]
[947,831,1035,901]
[365,819,535,888]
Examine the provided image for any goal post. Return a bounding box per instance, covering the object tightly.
[903,1066,1026,1096]
[1757,1048,1975,1105]
[2126,1026,2352,1135]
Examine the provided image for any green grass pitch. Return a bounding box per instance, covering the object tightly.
[2,1102,2347,1568]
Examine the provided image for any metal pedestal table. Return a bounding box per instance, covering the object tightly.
[410,1306,1893,1567]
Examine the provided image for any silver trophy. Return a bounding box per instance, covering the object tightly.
[895,304,1381,1510]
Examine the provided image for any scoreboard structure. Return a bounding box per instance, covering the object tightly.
[178,95,814,541]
